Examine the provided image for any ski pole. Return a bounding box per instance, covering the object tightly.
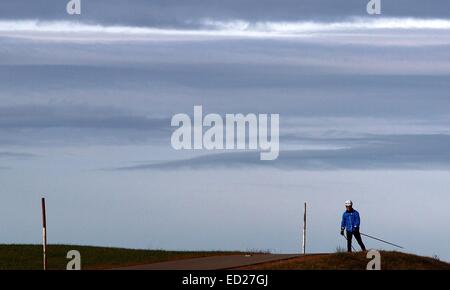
[360,232,404,249]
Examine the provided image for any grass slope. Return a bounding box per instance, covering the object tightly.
[1,245,448,270]
[238,251,450,270]
[0,244,247,270]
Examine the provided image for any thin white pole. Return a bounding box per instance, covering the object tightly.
[41,197,47,270]
[302,202,307,254]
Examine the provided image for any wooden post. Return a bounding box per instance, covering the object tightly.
[302,202,307,254]
[41,197,47,270]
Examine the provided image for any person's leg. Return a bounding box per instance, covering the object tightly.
[353,231,366,251]
[346,231,353,252]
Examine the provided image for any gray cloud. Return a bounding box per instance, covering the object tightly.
[1,1,450,26]
[114,134,450,170]
[0,152,35,170]
[2,62,450,119]
[0,104,170,146]
[0,152,36,158]
[0,105,167,130]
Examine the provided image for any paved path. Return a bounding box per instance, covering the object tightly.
[114,254,300,270]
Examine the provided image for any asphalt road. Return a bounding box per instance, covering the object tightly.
[114,254,300,270]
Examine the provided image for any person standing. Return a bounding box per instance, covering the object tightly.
[341,200,366,252]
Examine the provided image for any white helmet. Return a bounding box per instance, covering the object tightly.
[345,200,353,207]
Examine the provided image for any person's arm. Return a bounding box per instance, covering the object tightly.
[354,211,361,230]
[340,213,346,235]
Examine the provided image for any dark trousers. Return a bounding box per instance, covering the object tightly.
[346,231,366,252]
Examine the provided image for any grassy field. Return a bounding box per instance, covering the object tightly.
[0,244,248,270]
[2,245,449,270]
[238,251,450,270]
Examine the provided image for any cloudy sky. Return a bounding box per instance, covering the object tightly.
[1,1,449,261]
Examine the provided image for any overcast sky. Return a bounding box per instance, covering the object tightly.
[0,1,449,261]
[1,0,450,24]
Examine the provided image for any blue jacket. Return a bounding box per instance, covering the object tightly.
[341,209,361,232]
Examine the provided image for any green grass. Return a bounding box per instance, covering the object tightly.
[0,244,248,270]
[3,245,448,270]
